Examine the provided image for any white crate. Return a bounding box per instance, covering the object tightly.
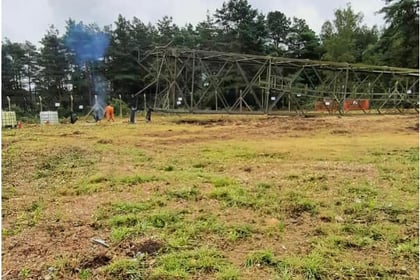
[2,111,17,127]
[40,111,59,125]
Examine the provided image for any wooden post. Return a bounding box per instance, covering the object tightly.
[119,94,122,117]
[70,94,73,112]
[344,66,349,107]
[7,96,11,111]
[266,58,272,113]
[215,90,218,111]
[173,56,177,109]
[191,50,195,111]
[239,89,243,112]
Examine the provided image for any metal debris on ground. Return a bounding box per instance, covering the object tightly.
[91,238,109,248]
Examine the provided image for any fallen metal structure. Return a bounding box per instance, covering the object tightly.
[134,47,419,115]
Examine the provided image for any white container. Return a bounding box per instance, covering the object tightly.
[2,111,17,127]
[40,111,59,125]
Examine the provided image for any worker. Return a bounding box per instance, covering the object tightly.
[129,94,137,124]
[145,106,153,122]
[70,111,78,124]
[104,102,115,122]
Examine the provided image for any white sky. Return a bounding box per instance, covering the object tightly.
[2,0,386,46]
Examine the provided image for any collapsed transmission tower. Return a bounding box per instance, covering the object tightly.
[134,46,419,115]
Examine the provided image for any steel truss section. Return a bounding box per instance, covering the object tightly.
[134,47,419,115]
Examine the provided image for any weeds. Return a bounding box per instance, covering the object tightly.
[392,239,419,260]
[108,210,183,242]
[245,250,277,267]
[119,174,160,185]
[255,182,272,190]
[215,265,240,280]
[284,192,319,217]
[165,185,200,200]
[302,253,326,280]
[18,267,31,278]
[227,224,254,241]
[210,176,237,187]
[152,247,227,278]
[78,269,90,280]
[209,186,257,209]
[111,201,157,214]
[104,258,147,280]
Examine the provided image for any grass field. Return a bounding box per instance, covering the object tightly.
[2,113,419,279]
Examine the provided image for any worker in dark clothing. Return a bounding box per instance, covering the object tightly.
[129,94,137,124]
[70,112,78,124]
[145,107,153,122]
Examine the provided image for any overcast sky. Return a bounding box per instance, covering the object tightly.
[2,0,386,46]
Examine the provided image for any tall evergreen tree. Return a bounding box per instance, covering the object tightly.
[37,26,69,108]
[376,0,419,68]
[156,16,179,45]
[286,17,322,59]
[2,42,14,96]
[2,39,40,111]
[105,15,146,98]
[2,39,26,91]
[266,11,291,55]
[196,13,219,50]
[174,24,198,48]
[22,41,40,108]
[214,0,267,54]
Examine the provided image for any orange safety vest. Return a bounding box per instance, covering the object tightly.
[104,105,115,121]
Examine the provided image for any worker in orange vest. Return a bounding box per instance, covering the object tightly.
[104,102,115,122]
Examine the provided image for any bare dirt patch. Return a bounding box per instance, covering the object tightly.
[117,238,165,257]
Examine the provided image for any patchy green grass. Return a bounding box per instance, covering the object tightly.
[245,250,277,267]
[2,114,418,279]
[151,247,228,278]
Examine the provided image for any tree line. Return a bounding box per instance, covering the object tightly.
[2,0,418,116]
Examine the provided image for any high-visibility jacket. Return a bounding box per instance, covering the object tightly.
[104,105,115,121]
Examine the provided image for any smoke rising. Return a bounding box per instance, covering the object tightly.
[64,22,110,115]
[91,75,108,120]
[64,22,110,65]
